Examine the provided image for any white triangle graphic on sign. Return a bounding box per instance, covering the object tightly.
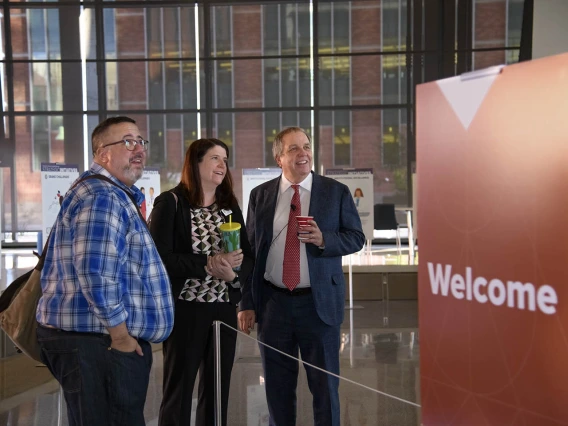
[436,66,503,130]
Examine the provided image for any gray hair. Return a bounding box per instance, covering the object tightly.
[272,127,311,161]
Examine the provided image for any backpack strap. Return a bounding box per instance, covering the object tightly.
[86,174,148,229]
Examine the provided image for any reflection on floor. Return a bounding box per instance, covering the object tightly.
[0,249,420,425]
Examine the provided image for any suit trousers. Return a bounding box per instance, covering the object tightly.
[159,300,237,426]
[258,285,341,426]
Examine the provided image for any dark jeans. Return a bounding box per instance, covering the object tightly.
[258,287,341,426]
[37,325,152,426]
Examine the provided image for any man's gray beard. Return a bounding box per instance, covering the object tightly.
[123,164,144,183]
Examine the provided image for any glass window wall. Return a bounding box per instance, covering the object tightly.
[0,0,525,237]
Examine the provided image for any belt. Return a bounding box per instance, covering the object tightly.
[265,280,312,296]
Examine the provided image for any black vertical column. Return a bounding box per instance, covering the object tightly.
[422,0,456,83]
[2,2,17,238]
[95,3,107,124]
[441,0,456,77]
[407,0,417,206]
[312,0,319,171]
[203,3,214,137]
[411,0,424,87]
[519,0,533,62]
[59,6,84,170]
[456,0,473,75]
[0,2,15,168]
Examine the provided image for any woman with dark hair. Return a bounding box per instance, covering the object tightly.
[149,138,254,426]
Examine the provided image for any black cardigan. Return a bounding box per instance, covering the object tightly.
[148,184,254,304]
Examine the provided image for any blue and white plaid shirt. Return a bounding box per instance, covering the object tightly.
[37,163,174,343]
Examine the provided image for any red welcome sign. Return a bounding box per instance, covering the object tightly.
[418,53,568,425]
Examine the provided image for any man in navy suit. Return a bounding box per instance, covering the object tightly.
[238,127,365,426]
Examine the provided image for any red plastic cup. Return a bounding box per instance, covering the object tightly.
[296,216,313,237]
[296,215,313,227]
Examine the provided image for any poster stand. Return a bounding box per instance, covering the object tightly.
[325,169,372,312]
[41,163,80,247]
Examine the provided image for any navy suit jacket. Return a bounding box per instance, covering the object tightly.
[241,172,365,326]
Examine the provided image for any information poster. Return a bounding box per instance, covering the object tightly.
[418,54,568,425]
[326,168,373,240]
[41,163,80,247]
[242,168,281,221]
[136,167,161,221]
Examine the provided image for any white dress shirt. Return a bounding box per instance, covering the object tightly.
[264,173,312,289]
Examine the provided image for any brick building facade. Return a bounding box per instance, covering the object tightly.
[2,0,518,232]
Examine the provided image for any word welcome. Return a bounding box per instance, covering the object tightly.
[427,263,558,315]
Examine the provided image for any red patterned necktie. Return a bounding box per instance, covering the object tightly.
[282,184,301,291]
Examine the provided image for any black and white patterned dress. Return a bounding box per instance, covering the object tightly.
[179,204,230,303]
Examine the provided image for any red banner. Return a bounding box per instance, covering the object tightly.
[418,53,568,425]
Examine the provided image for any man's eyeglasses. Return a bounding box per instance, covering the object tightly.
[101,139,150,151]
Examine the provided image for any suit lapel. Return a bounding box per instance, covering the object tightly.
[308,172,322,218]
[260,177,281,247]
[306,173,326,260]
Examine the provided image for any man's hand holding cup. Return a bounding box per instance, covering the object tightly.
[296,215,323,246]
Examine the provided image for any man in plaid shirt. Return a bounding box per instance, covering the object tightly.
[36,116,174,426]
